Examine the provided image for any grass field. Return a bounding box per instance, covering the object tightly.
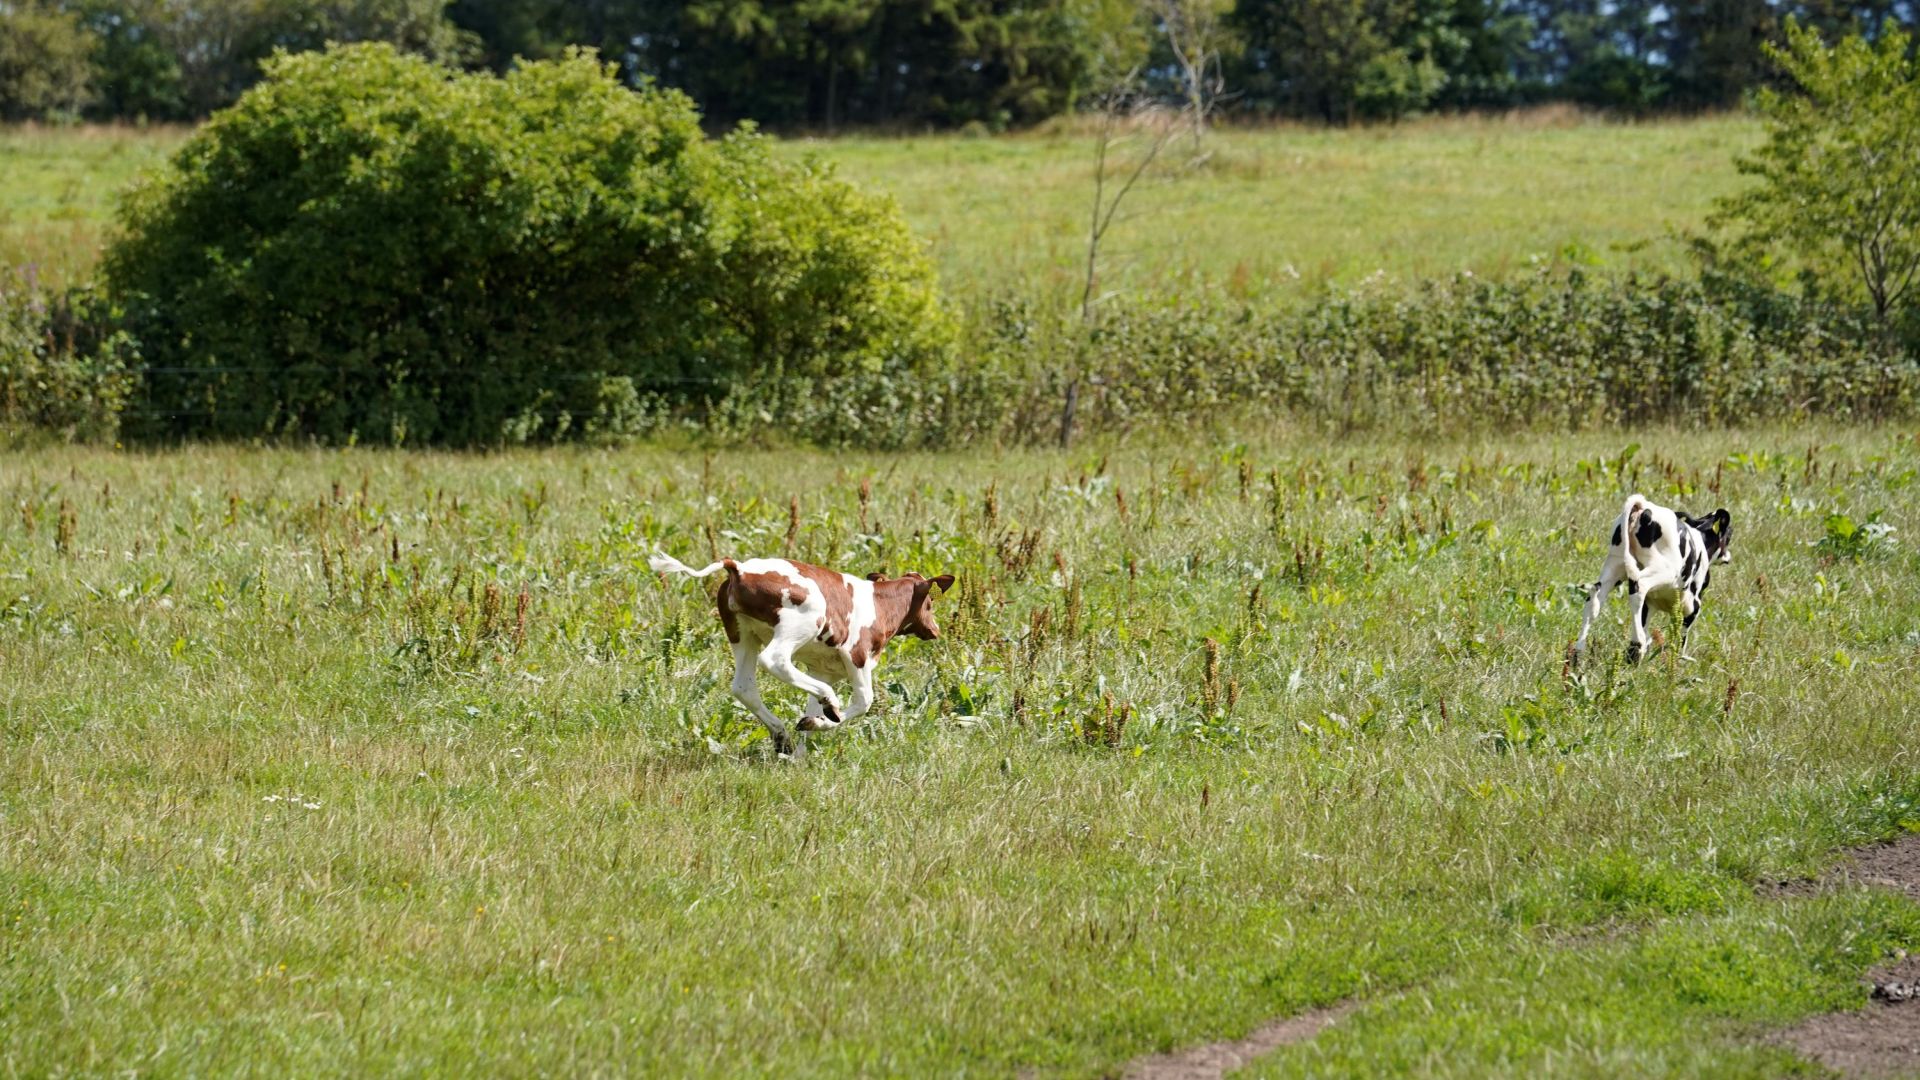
[0,125,184,292]
[5,105,1915,1077]
[0,113,1759,297]
[4,427,1918,1075]
[811,112,1760,299]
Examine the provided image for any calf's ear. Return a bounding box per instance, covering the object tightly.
[930,573,955,594]
[867,572,888,582]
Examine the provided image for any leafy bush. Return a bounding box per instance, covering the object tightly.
[1812,511,1898,562]
[0,271,134,441]
[1711,22,1920,327]
[105,43,954,446]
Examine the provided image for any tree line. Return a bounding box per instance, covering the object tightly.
[1,0,1915,129]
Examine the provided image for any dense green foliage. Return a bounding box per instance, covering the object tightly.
[0,271,131,440]
[102,44,954,446]
[6,0,1916,126]
[1231,0,1515,122]
[1008,270,1916,437]
[1711,20,1920,328]
[658,271,1914,449]
[0,2,96,120]
[2,430,1917,1073]
[57,0,476,120]
[626,0,1146,131]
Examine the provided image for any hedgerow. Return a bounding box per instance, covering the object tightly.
[682,269,1917,448]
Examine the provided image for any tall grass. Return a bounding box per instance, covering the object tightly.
[3,426,1916,1074]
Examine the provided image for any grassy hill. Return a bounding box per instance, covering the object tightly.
[1,113,1760,297]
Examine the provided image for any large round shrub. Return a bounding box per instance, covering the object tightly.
[105,43,954,445]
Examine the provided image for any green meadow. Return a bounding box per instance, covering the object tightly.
[1,113,1759,297]
[2,428,1916,1075]
[5,111,1918,1077]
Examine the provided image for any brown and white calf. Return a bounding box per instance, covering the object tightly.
[648,553,954,756]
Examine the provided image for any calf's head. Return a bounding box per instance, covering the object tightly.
[874,571,956,640]
[1686,508,1734,565]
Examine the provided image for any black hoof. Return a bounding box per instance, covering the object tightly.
[822,701,842,725]
[1625,642,1643,665]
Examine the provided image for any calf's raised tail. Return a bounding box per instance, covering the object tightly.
[648,552,735,580]
[1619,494,1647,582]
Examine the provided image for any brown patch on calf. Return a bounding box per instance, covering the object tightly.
[715,580,742,642]
[854,578,915,667]
[713,559,743,643]
[790,561,853,647]
[717,565,810,642]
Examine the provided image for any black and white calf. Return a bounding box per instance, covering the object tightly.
[1574,494,1733,664]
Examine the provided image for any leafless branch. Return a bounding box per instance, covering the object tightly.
[1080,79,1173,325]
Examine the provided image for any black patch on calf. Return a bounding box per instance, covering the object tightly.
[1611,523,1622,547]
[1627,579,1638,594]
[1635,514,1663,549]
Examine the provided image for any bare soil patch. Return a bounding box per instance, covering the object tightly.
[1773,832,1920,1078]
[1762,832,1920,903]
[1118,1001,1357,1080]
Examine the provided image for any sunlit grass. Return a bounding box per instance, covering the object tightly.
[0,124,186,289]
[1,113,1759,298]
[793,112,1760,301]
[2,425,1915,1075]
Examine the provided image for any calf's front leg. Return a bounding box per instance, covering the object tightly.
[839,659,876,724]
[796,695,833,733]
[1678,592,1701,661]
[758,613,845,722]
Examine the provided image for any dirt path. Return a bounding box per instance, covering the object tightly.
[1770,832,1920,1078]
[1100,834,1918,1080]
[1118,1001,1356,1080]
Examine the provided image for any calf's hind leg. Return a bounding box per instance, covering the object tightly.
[730,640,795,756]
[1574,562,1622,663]
[1625,584,1652,664]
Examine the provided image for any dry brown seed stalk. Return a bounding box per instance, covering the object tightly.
[1202,637,1222,714]
[55,499,76,555]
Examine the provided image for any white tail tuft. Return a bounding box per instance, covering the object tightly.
[648,552,730,580]
[1619,494,1647,581]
